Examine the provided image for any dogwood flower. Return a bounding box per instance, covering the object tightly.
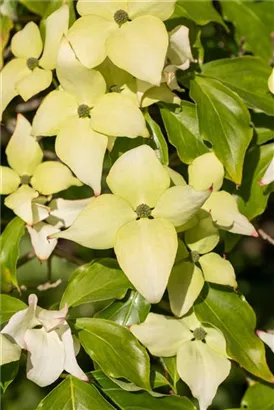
[257,329,274,353]
[202,191,258,237]
[53,145,210,303]
[0,294,88,387]
[67,0,176,84]
[1,5,69,119]
[259,157,274,186]
[268,67,274,94]
[131,311,231,410]
[32,37,148,195]
[188,152,225,191]
[163,25,194,91]
[168,218,237,317]
[0,115,81,225]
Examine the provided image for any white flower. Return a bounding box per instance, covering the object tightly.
[1,294,88,387]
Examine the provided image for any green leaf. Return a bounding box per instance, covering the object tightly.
[95,290,151,326]
[195,285,274,382]
[76,318,151,390]
[161,357,180,388]
[144,111,169,166]
[91,370,197,410]
[173,0,226,28]
[20,0,75,24]
[0,294,27,325]
[61,259,131,308]
[0,15,13,68]
[241,383,274,410]
[160,101,209,164]
[252,113,274,145]
[220,0,273,62]
[36,376,114,410]
[235,143,274,220]
[0,361,19,393]
[190,76,253,183]
[0,217,25,292]
[202,57,274,116]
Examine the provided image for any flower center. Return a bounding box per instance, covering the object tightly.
[109,85,123,93]
[193,327,207,341]
[136,203,151,219]
[26,57,39,70]
[114,9,129,26]
[190,250,200,263]
[21,174,31,185]
[78,104,91,118]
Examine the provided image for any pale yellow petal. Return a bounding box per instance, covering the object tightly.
[168,261,204,317]
[53,194,135,249]
[188,152,224,191]
[31,161,82,195]
[167,25,193,67]
[259,157,274,186]
[0,334,21,366]
[11,22,42,58]
[166,167,187,186]
[39,5,69,70]
[205,326,228,357]
[199,253,237,288]
[90,93,148,138]
[152,185,210,227]
[56,36,106,106]
[6,114,43,176]
[142,84,181,108]
[268,68,274,94]
[128,1,176,20]
[32,90,78,137]
[0,166,20,195]
[0,58,29,118]
[131,313,192,357]
[177,341,231,410]
[115,218,178,303]
[55,117,108,195]
[68,16,116,68]
[27,222,59,261]
[107,16,168,85]
[184,210,220,254]
[4,185,38,225]
[16,68,52,101]
[48,197,92,228]
[106,145,170,208]
[77,0,127,19]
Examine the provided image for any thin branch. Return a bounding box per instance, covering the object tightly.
[17,251,35,267]
[258,229,274,246]
[53,247,84,266]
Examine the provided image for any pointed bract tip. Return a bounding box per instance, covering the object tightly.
[252,230,259,238]
[259,180,266,187]
[94,192,101,198]
[208,184,213,192]
[256,330,262,337]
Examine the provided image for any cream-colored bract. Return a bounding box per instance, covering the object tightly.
[54,145,210,303]
[131,311,231,410]
[0,115,81,225]
[0,294,88,387]
[0,5,69,119]
[188,152,225,191]
[68,0,176,84]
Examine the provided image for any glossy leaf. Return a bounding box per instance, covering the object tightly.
[160,101,209,164]
[241,383,274,410]
[0,294,27,325]
[252,113,274,145]
[173,0,225,27]
[76,318,151,390]
[0,15,13,68]
[202,57,274,116]
[95,291,151,326]
[91,370,197,410]
[144,111,169,166]
[0,217,25,292]
[220,0,273,62]
[190,76,252,183]
[195,285,274,382]
[235,143,274,220]
[61,259,131,308]
[36,376,114,410]
[0,361,19,393]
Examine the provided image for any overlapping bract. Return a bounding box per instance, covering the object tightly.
[1,294,87,386]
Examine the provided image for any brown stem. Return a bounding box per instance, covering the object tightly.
[258,228,274,246]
